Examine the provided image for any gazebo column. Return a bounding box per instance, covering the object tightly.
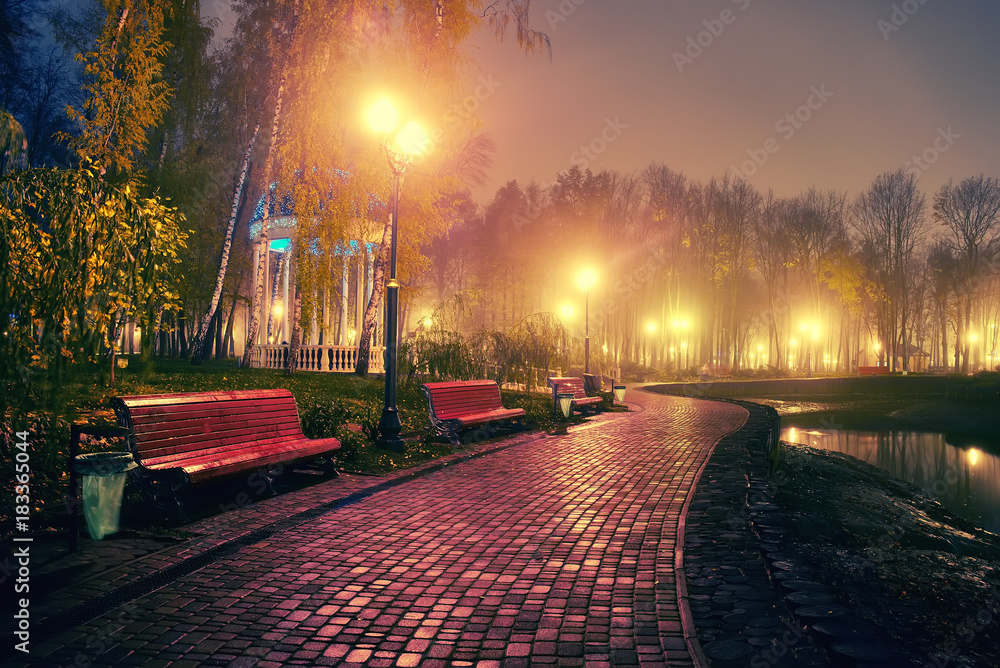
[251,242,260,346]
[321,256,333,345]
[316,286,325,345]
[282,251,291,343]
[261,247,271,346]
[365,245,374,346]
[340,258,348,345]
[252,241,260,303]
[355,258,363,347]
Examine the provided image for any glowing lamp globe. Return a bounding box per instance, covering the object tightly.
[577,268,597,291]
[368,98,399,134]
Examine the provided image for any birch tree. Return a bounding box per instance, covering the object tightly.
[239,0,296,368]
[190,122,260,363]
[61,0,172,178]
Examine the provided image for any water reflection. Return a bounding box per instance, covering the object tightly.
[780,427,1000,534]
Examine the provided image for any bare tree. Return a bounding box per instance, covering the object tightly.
[933,175,1000,373]
[926,240,957,369]
[707,174,760,371]
[19,48,77,167]
[852,169,927,371]
[753,193,794,370]
[790,188,849,315]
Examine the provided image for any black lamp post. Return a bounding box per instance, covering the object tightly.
[584,290,590,374]
[368,99,424,452]
[577,269,596,374]
[375,146,408,452]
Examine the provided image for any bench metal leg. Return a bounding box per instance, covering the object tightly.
[130,468,190,524]
[259,471,278,497]
[171,496,189,524]
[319,457,340,477]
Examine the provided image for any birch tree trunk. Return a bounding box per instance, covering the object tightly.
[355,220,391,376]
[192,122,260,363]
[285,288,303,375]
[242,76,285,368]
[152,303,165,355]
[223,295,239,358]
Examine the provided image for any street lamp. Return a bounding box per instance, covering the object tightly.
[577,269,596,373]
[644,320,657,367]
[672,318,689,370]
[368,98,427,452]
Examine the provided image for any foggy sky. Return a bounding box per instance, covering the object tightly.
[463,0,1000,205]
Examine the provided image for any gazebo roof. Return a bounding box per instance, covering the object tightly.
[893,342,931,357]
[247,172,385,249]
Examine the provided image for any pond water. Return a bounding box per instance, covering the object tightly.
[779,426,1000,535]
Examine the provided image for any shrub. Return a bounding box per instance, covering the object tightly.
[405,312,569,390]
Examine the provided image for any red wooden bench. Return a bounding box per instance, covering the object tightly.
[110,389,340,520]
[546,376,603,415]
[420,380,526,445]
[858,366,891,376]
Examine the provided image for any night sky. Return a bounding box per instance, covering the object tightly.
[464,0,1000,206]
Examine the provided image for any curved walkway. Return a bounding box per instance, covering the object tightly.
[9,389,748,667]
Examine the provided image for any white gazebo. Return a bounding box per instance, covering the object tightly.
[246,183,386,373]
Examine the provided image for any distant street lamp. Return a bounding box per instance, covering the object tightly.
[577,269,597,373]
[645,320,657,367]
[799,323,810,374]
[672,318,689,370]
[368,98,428,452]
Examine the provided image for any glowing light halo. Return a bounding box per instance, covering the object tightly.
[368,98,399,134]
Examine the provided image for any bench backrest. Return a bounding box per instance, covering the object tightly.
[110,389,305,462]
[546,377,587,399]
[420,380,506,419]
[858,366,890,375]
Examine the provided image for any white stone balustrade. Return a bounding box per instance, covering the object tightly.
[249,344,385,374]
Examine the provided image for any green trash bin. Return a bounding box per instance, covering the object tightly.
[73,452,137,540]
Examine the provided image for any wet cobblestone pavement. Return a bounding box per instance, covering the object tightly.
[682,399,925,668]
[683,402,831,667]
[4,389,754,667]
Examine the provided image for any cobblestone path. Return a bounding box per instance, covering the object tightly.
[13,390,747,667]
